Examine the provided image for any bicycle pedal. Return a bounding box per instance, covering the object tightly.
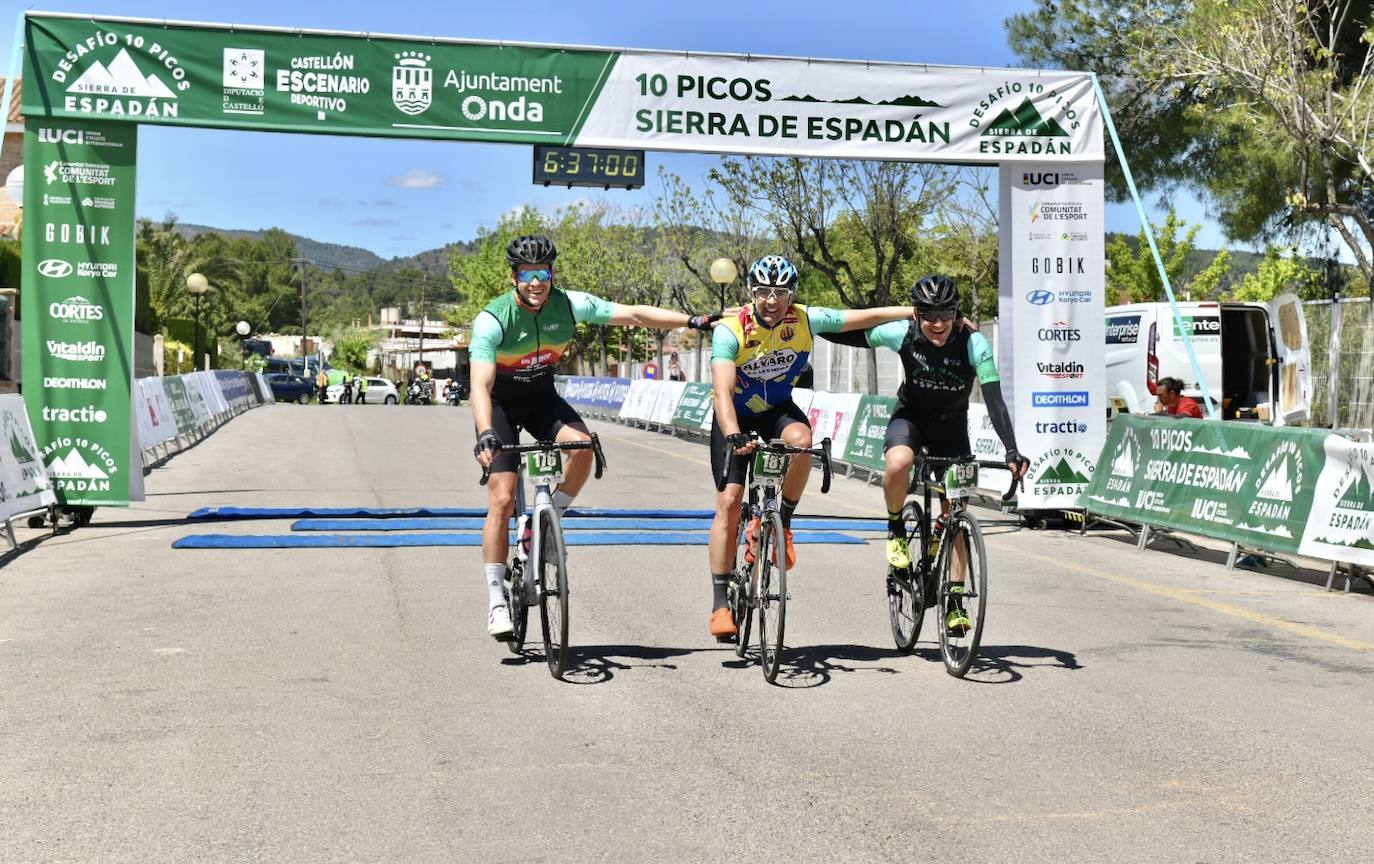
[715,633,737,645]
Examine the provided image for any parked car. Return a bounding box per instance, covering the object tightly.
[265,373,317,404]
[326,376,400,405]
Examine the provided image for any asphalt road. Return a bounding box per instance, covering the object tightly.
[3,401,1373,863]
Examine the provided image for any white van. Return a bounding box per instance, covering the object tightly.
[1104,295,1312,425]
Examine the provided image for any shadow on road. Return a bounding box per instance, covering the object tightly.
[502,644,698,685]
[761,643,910,689]
[910,643,1082,684]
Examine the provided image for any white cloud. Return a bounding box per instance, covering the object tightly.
[386,169,446,190]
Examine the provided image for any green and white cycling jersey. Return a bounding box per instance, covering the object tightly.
[470,288,614,398]
[865,320,999,413]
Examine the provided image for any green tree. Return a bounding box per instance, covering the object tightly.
[1106,211,1231,302]
[1229,247,1325,302]
[332,329,378,373]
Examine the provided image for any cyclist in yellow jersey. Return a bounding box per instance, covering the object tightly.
[706,254,913,641]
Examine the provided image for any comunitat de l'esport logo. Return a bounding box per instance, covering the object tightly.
[50,32,190,118]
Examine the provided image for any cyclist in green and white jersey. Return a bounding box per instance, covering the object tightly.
[469,234,718,639]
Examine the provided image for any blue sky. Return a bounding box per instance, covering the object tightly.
[2,0,1225,262]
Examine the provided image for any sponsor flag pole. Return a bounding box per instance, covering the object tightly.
[0,12,23,170]
[1091,74,1217,419]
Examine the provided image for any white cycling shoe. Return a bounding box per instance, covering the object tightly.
[487,605,514,640]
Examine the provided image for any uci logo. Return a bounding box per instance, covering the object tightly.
[38,128,83,144]
[38,259,74,278]
[1026,289,1053,306]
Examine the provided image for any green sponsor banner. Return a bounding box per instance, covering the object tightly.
[21,117,137,506]
[671,383,713,430]
[163,376,196,432]
[23,15,617,145]
[21,14,1104,162]
[844,395,896,470]
[1081,416,1328,554]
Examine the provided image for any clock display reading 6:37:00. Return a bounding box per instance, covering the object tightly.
[533,146,646,188]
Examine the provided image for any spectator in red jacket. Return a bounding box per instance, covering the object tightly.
[1157,377,1203,418]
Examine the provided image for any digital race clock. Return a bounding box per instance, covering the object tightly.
[532,146,646,189]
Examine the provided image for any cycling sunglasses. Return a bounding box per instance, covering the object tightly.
[515,268,553,284]
[919,309,958,322]
[751,286,793,300]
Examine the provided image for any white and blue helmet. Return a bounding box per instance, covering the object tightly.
[747,255,799,290]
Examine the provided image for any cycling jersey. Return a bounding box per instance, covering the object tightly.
[866,321,998,414]
[712,303,846,416]
[470,288,614,398]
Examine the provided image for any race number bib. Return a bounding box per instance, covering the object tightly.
[943,462,978,499]
[526,449,565,485]
[752,449,789,485]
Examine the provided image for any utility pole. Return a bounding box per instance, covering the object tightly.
[295,257,309,372]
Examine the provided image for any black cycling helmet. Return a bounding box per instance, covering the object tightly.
[505,234,557,268]
[910,273,960,310]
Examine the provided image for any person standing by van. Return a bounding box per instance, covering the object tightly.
[1156,377,1203,418]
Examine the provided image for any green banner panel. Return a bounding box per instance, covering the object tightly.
[21,117,137,506]
[671,383,712,430]
[1081,416,1329,554]
[844,395,896,470]
[23,16,617,145]
[163,376,196,432]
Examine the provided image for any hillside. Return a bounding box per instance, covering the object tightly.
[174,223,388,273]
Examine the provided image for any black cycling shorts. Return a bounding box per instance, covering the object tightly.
[484,392,585,475]
[710,400,810,490]
[883,403,970,461]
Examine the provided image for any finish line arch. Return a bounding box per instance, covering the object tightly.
[17,11,1106,508]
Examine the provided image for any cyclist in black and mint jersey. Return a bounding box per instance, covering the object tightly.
[470,234,718,640]
[865,274,1028,634]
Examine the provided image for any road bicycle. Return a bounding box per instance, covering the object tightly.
[886,450,1025,678]
[481,430,605,679]
[717,433,833,684]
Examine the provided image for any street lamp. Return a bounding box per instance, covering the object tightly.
[235,320,251,367]
[709,257,737,312]
[186,272,209,370]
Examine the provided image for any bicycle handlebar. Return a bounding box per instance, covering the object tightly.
[479,433,606,487]
[717,432,833,494]
[911,449,1028,506]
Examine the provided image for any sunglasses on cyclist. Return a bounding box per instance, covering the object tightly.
[751,286,792,300]
[515,268,553,285]
[919,309,957,323]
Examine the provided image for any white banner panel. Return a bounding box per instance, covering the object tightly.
[134,378,177,448]
[790,387,816,417]
[999,162,1105,509]
[579,54,1103,163]
[649,381,688,425]
[619,380,657,421]
[0,394,57,520]
[806,392,862,452]
[1299,435,1374,567]
[182,374,212,426]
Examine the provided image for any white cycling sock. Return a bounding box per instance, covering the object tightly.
[552,489,574,516]
[485,562,507,610]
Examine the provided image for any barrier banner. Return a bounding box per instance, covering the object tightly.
[807,392,862,452]
[649,381,687,425]
[790,387,815,416]
[214,370,251,408]
[134,378,176,448]
[672,383,713,430]
[1082,416,1327,555]
[561,376,598,406]
[0,395,57,520]
[591,378,632,411]
[619,380,657,421]
[1297,435,1374,566]
[181,374,212,425]
[21,118,138,506]
[844,395,897,470]
[24,14,1103,164]
[164,376,197,431]
[254,373,273,404]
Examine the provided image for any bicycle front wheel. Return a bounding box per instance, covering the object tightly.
[506,560,528,655]
[756,511,787,684]
[538,510,570,679]
[888,500,927,651]
[937,510,988,678]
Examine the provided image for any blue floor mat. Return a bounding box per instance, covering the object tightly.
[189,506,722,521]
[289,517,888,532]
[172,530,870,549]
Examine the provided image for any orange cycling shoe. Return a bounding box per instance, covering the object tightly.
[709,606,737,640]
[743,517,796,569]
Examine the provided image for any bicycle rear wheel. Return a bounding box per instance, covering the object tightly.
[936,511,988,678]
[506,561,528,655]
[538,510,570,679]
[731,507,753,658]
[888,500,927,651]
[756,511,787,684]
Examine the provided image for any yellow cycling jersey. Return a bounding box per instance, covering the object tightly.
[717,303,815,416]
